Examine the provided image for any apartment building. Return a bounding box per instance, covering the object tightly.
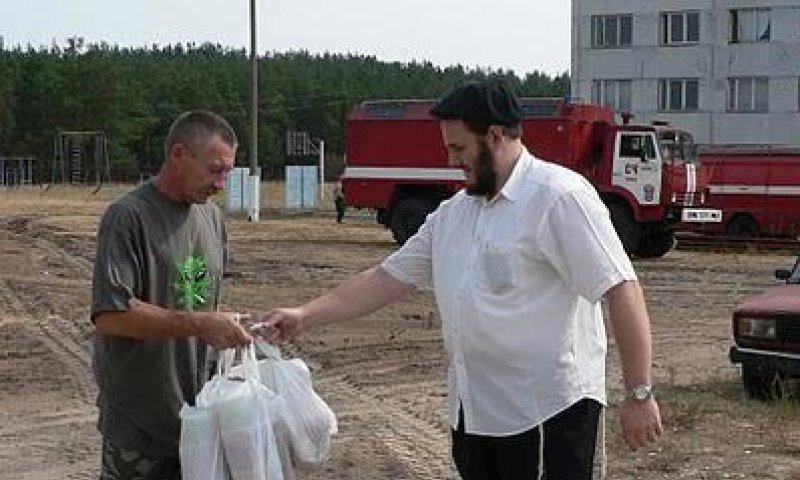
[571,0,800,144]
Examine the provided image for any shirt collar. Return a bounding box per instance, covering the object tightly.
[496,148,532,204]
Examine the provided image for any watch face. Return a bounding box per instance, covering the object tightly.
[633,385,651,400]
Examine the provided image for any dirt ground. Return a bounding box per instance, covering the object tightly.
[2,185,800,480]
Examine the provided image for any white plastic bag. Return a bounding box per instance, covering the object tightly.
[218,346,285,480]
[254,340,338,465]
[179,402,228,480]
[183,345,286,480]
[225,347,295,480]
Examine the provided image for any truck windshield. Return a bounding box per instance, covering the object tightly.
[658,130,696,164]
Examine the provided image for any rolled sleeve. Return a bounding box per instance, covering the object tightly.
[537,189,637,303]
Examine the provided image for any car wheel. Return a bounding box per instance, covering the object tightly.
[636,231,676,258]
[742,363,783,401]
[726,215,759,238]
[608,202,642,255]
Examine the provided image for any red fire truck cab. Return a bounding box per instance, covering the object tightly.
[343,98,721,258]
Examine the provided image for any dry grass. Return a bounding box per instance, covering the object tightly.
[0,182,369,242]
[0,181,346,216]
[0,185,128,216]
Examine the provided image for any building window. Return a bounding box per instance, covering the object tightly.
[592,15,633,48]
[592,79,632,111]
[731,9,771,43]
[661,11,700,44]
[728,77,769,112]
[658,79,699,111]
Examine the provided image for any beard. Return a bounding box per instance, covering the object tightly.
[465,139,497,198]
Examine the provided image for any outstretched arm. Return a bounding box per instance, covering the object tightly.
[256,266,415,343]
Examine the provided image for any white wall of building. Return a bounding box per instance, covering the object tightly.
[571,0,800,145]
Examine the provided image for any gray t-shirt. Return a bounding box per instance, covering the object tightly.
[91,180,227,456]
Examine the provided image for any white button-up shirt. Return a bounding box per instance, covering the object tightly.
[381,148,636,436]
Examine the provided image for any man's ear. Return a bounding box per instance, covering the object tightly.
[486,125,505,146]
[170,143,191,165]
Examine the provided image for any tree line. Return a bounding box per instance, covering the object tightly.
[0,41,569,183]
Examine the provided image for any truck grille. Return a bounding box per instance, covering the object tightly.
[777,320,800,343]
[672,192,696,206]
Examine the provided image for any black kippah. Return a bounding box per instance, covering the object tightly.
[430,79,521,127]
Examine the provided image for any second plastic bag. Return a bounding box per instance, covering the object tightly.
[254,340,338,465]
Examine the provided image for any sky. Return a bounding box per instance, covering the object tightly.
[0,0,571,76]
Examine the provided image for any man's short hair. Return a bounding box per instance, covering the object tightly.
[430,79,523,138]
[165,110,237,158]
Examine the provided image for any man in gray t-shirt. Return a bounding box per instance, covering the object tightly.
[91,110,252,480]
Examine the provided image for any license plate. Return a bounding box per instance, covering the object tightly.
[681,208,722,223]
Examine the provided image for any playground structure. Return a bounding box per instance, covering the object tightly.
[51,131,110,185]
[0,157,35,187]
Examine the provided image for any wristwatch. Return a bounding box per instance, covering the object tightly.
[629,384,653,401]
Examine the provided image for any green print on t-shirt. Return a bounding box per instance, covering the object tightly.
[175,254,213,310]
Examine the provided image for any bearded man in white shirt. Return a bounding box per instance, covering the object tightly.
[256,79,662,480]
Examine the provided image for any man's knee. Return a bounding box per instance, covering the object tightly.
[100,438,180,480]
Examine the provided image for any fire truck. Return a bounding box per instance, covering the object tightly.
[684,146,800,238]
[342,98,721,258]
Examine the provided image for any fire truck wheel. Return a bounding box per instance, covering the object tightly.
[390,197,433,245]
[742,363,783,401]
[607,203,641,255]
[636,232,676,258]
[726,215,759,238]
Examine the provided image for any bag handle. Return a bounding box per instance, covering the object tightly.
[254,339,282,360]
[216,344,260,382]
[216,348,236,377]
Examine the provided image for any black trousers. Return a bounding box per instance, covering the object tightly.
[335,197,346,222]
[451,398,602,480]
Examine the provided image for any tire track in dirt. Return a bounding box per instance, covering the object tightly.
[0,216,95,384]
[1,280,94,402]
[0,216,99,480]
[298,335,453,479]
[30,233,94,275]
[3,214,95,272]
[316,373,457,480]
[0,409,96,436]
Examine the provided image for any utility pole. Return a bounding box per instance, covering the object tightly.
[248,0,260,222]
[319,140,325,202]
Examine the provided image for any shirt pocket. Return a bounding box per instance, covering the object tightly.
[479,242,519,295]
